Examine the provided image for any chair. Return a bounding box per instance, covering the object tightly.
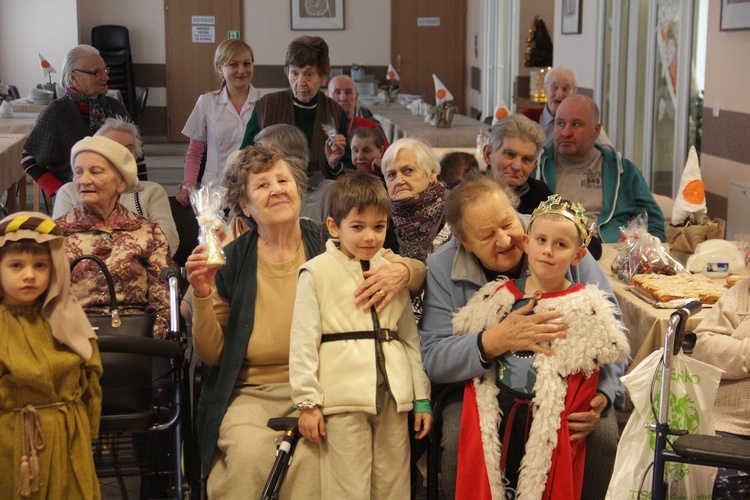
[168,196,200,269]
[4,84,20,99]
[92,25,137,118]
[133,87,149,125]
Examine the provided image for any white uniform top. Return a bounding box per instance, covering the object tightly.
[182,85,263,186]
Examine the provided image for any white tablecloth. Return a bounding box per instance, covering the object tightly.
[372,102,486,148]
[0,133,26,195]
[0,112,39,134]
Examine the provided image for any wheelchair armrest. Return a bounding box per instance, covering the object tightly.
[97,335,182,359]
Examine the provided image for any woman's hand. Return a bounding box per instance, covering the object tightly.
[567,392,607,442]
[354,263,410,312]
[481,300,567,359]
[176,187,192,207]
[325,133,346,168]
[414,412,433,440]
[185,245,222,299]
[298,407,326,444]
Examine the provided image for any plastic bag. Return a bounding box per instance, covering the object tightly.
[611,212,687,283]
[321,119,338,152]
[606,350,723,499]
[189,183,228,267]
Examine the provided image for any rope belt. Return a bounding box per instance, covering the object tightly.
[499,396,533,472]
[319,328,400,343]
[9,402,72,497]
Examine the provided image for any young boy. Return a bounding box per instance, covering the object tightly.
[289,171,432,498]
[0,212,102,498]
[351,127,387,176]
[451,195,630,499]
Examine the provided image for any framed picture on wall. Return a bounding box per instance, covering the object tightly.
[721,0,750,31]
[291,0,345,30]
[561,0,583,35]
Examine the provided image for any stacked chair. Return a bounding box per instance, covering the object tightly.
[91,25,137,118]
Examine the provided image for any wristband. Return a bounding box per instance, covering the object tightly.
[294,400,320,411]
[413,399,432,414]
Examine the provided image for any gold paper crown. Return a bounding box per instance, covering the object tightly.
[529,194,593,247]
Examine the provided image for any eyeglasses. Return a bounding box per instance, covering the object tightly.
[73,67,111,77]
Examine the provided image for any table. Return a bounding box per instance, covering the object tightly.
[598,244,708,371]
[372,102,487,147]
[0,133,27,211]
[0,112,39,134]
[9,89,124,113]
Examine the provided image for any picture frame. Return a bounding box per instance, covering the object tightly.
[291,0,345,31]
[561,0,583,35]
[721,0,750,31]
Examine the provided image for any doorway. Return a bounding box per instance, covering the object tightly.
[391,0,467,113]
[164,0,242,142]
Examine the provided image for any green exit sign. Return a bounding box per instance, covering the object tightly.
[227,30,240,40]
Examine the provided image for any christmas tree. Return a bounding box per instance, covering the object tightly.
[525,16,553,68]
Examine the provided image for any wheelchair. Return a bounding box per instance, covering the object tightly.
[88,264,197,499]
[650,301,750,499]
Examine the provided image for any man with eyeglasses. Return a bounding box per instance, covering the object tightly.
[23,45,144,198]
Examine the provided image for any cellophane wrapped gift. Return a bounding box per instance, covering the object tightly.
[189,184,228,267]
[611,212,686,283]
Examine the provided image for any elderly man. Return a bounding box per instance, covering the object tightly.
[327,74,384,138]
[522,67,613,148]
[483,114,552,214]
[535,94,666,243]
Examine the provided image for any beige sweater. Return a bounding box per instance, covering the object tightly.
[692,276,750,436]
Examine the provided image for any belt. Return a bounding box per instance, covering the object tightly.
[320,328,400,343]
[9,402,73,496]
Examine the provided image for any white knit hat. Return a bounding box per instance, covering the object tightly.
[71,136,139,193]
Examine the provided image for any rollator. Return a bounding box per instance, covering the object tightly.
[260,417,302,500]
[650,300,750,499]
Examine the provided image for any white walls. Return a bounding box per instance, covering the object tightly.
[552,0,601,89]
[245,0,390,67]
[0,0,79,97]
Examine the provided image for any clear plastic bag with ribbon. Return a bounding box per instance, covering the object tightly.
[189,183,228,267]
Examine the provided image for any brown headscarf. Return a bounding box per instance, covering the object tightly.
[0,212,95,360]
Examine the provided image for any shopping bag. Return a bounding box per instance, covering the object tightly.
[606,350,723,499]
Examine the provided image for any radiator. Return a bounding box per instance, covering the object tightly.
[726,182,750,239]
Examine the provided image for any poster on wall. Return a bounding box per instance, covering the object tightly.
[291,0,344,30]
[721,0,750,30]
[561,0,582,35]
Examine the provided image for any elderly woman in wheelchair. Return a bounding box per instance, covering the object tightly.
[186,145,425,497]
[55,135,173,339]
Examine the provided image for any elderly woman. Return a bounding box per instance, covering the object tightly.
[55,136,172,339]
[185,145,425,497]
[23,45,146,198]
[382,137,452,264]
[240,36,351,179]
[176,39,263,206]
[419,176,625,498]
[691,276,750,498]
[52,118,179,256]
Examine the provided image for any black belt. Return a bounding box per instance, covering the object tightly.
[320,328,399,343]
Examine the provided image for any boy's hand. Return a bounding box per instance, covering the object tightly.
[413,412,433,440]
[298,407,326,444]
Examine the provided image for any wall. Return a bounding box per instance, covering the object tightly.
[700,0,750,209]
[552,0,601,91]
[0,0,79,97]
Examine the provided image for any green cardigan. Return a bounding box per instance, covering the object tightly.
[196,218,324,475]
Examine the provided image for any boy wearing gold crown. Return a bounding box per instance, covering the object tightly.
[451,195,630,499]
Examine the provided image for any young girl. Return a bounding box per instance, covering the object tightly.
[0,212,102,499]
[452,195,630,499]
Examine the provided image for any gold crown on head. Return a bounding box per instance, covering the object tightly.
[529,194,593,247]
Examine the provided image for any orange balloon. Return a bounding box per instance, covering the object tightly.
[436,89,447,99]
[495,108,508,120]
[682,179,705,205]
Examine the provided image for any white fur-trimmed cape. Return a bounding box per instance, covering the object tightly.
[452,279,630,499]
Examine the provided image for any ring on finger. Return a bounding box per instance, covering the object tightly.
[376,290,385,300]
